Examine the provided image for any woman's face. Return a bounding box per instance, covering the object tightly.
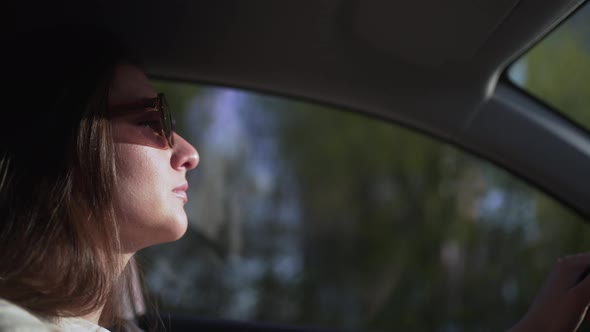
[109,64,199,253]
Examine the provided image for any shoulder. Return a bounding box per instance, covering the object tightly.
[55,317,110,332]
[0,299,59,331]
[0,299,113,332]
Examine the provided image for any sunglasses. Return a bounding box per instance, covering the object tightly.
[109,93,175,148]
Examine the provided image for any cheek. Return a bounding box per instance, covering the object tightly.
[113,144,187,251]
[114,144,164,228]
[115,144,162,189]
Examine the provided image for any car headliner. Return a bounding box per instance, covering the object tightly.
[8,0,590,219]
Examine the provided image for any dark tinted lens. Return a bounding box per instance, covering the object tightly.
[159,93,174,147]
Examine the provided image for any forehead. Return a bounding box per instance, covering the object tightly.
[109,64,157,105]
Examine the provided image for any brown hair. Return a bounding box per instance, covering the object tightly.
[0,24,142,328]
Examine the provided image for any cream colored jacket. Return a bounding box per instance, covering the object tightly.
[0,299,109,332]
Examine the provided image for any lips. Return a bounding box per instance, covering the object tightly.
[172,182,189,203]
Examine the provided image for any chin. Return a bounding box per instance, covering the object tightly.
[165,209,190,239]
[120,213,188,252]
[151,213,189,245]
[166,216,189,242]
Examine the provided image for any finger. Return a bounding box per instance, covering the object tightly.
[534,254,590,297]
[560,253,590,266]
[570,269,590,308]
[549,258,590,291]
[577,266,590,284]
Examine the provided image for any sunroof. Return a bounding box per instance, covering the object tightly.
[506,2,590,130]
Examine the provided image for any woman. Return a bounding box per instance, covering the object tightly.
[0,24,198,331]
[0,23,589,332]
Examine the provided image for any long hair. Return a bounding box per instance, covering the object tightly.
[0,24,141,328]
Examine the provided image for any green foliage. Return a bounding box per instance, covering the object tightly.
[523,9,590,127]
[272,104,551,331]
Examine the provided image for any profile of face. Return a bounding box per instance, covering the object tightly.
[109,64,199,253]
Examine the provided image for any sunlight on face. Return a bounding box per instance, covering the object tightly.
[109,64,199,253]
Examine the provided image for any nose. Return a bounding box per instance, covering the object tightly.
[170,133,199,171]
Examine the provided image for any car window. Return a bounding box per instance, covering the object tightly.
[506,2,590,130]
[139,80,590,332]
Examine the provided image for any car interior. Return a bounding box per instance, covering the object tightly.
[6,0,590,331]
